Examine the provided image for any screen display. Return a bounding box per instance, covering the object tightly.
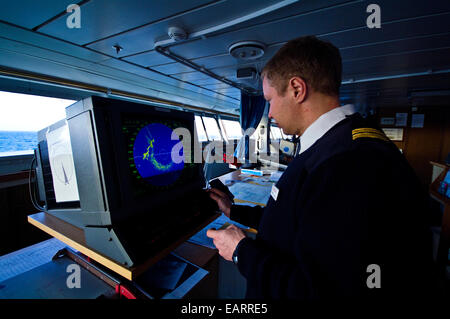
[133,122,184,185]
[121,115,198,198]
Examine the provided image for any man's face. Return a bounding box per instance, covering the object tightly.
[263,77,296,135]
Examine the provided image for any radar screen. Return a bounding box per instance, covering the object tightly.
[122,115,197,198]
[133,122,184,185]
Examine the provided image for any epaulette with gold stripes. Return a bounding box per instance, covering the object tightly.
[352,128,390,142]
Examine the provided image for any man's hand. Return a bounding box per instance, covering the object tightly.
[208,188,232,217]
[206,225,246,261]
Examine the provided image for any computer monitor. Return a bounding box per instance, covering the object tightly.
[35,118,81,210]
[35,96,218,268]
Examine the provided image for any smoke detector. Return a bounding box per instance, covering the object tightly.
[229,41,265,61]
[168,26,188,42]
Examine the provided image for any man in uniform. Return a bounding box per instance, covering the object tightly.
[207,36,433,299]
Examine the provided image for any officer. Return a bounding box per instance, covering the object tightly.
[207,36,433,299]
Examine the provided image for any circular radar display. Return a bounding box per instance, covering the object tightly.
[133,123,184,186]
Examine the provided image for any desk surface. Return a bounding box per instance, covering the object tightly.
[0,238,67,283]
[27,212,218,281]
[6,169,276,296]
[4,169,275,297]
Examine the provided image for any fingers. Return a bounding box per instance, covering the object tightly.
[208,192,221,202]
[208,188,227,198]
[225,224,237,231]
[208,189,231,215]
[207,225,240,239]
[206,228,217,238]
[206,225,245,261]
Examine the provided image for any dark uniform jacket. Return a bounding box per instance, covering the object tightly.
[230,112,433,299]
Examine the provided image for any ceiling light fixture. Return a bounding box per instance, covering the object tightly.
[229,41,265,61]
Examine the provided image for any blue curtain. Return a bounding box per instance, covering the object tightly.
[239,92,267,164]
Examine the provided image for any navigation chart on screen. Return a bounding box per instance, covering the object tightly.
[132,123,184,186]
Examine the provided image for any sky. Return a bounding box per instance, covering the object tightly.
[0,91,75,131]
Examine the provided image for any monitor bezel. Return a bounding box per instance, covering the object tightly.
[88,96,204,224]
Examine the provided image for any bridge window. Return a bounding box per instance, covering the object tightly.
[220,119,242,140]
[271,126,283,140]
[194,115,208,142]
[202,116,223,141]
[0,91,75,156]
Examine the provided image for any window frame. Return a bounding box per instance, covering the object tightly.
[219,117,243,140]
[270,125,283,140]
[194,115,209,142]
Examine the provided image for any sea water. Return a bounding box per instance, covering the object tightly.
[0,131,37,154]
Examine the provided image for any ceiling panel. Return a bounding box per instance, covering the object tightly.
[171,65,263,93]
[186,44,281,73]
[86,1,365,61]
[151,62,196,75]
[175,82,239,103]
[191,54,236,70]
[197,88,238,101]
[0,22,110,64]
[171,71,214,82]
[0,0,74,29]
[1,0,450,113]
[123,50,174,67]
[209,0,353,34]
[229,0,450,38]
[340,33,450,61]
[194,77,226,86]
[167,0,450,61]
[98,58,185,87]
[156,7,450,93]
[168,1,367,60]
[321,12,450,50]
[343,48,450,79]
[201,82,234,90]
[160,47,278,89]
[207,67,242,80]
[340,72,450,106]
[84,0,280,57]
[212,87,241,95]
[343,73,450,94]
[85,19,174,57]
[38,0,213,45]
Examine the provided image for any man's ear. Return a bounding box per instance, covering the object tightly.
[289,77,307,103]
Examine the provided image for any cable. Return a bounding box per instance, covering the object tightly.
[28,154,45,211]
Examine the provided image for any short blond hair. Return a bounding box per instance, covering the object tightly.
[262,36,342,97]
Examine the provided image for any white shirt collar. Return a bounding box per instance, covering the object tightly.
[298,104,356,155]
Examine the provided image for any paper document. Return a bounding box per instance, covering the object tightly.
[46,123,80,202]
[411,114,425,128]
[228,180,272,205]
[269,171,283,182]
[395,113,408,127]
[187,214,250,249]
